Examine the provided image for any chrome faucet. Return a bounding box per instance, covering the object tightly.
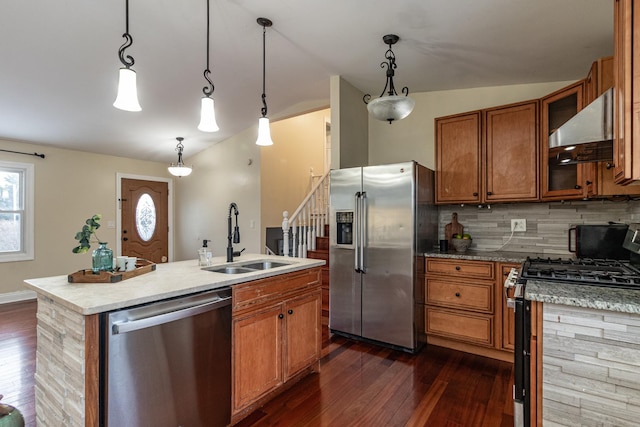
[227,203,240,262]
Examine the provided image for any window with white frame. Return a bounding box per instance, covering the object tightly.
[0,161,34,262]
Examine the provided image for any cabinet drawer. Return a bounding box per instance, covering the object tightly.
[426,278,493,313]
[426,307,493,347]
[233,268,321,312]
[426,258,494,280]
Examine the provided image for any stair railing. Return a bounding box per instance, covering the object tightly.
[282,169,330,257]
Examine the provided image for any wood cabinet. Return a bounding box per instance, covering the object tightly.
[436,112,482,204]
[485,101,539,202]
[613,0,640,184]
[435,101,539,204]
[540,81,589,200]
[425,258,495,347]
[498,262,520,351]
[231,268,322,421]
[425,257,518,360]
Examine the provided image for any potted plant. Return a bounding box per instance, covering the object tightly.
[72,214,113,273]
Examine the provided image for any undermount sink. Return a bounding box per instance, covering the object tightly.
[203,266,256,274]
[239,261,290,270]
[202,260,292,274]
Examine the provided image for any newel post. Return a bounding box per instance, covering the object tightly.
[282,211,290,257]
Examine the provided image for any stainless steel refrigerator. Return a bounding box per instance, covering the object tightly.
[329,161,437,353]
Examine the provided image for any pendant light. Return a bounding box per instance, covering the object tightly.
[255,18,274,146]
[197,0,219,132]
[168,137,193,177]
[113,0,141,112]
[363,34,415,124]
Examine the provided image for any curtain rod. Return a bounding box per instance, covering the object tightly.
[0,148,45,159]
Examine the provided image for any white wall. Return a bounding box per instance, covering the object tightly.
[330,76,369,169]
[0,138,170,299]
[368,81,575,169]
[261,109,329,229]
[173,126,262,261]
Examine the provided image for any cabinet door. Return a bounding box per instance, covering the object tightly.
[499,263,519,352]
[436,112,482,204]
[232,304,283,413]
[284,290,321,381]
[540,81,588,200]
[613,0,640,184]
[485,101,539,202]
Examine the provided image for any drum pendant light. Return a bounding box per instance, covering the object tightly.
[363,34,415,124]
[113,0,141,112]
[168,137,193,177]
[197,0,219,132]
[255,17,274,146]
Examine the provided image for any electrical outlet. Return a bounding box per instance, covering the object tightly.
[511,219,526,232]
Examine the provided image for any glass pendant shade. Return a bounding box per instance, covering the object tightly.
[168,164,193,177]
[198,96,219,132]
[367,95,415,123]
[256,117,274,146]
[113,68,141,112]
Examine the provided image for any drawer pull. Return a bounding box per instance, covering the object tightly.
[288,309,294,315]
[455,266,461,271]
[455,292,461,297]
[278,313,284,319]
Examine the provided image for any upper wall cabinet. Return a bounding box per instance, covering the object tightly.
[613,0,640,184]
[436,112,482,204]
[435,101,539,204]
[484,101,539,203]
[540,81,588,201]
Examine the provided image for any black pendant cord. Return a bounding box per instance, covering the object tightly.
[0,148,45,159]
[260,24,267,117]
[117,0,135,68]
[202,0,214,97]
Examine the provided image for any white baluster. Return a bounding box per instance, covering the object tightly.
[291,219,298,258]
[282,211,290,257]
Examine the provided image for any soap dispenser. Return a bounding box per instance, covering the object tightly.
[198,239,212,266]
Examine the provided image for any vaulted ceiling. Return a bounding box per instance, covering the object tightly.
[0,0,612,162]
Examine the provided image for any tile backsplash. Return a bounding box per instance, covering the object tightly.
[438,200,640,255]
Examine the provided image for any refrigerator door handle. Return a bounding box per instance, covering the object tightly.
[360,191,367,273]
[354,191,361,272]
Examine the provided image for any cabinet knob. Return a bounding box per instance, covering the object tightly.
[123,237,128,241]
[455,292,461,297]
[574,185,582,190]
[288,309,293,315]
[486,191,492,196]
[473,192,478,197]
[586,180,592,185]
[455,266,461,271]
[278,313,284,319]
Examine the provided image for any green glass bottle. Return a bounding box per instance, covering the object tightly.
[92,242,113,273]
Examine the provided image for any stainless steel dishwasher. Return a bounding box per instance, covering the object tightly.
[101,287,232,427]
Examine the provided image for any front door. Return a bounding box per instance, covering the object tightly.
[121,178,169,263]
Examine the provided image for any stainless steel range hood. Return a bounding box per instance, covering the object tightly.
[548,87,613,164]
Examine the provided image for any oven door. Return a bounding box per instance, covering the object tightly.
[513,283,530,427]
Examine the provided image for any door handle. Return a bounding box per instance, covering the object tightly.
[354,192,360,272]
[360,191,367,273]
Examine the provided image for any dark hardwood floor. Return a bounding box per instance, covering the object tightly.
[0,300,514,427]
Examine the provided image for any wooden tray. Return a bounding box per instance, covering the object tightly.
[68,259,156,283]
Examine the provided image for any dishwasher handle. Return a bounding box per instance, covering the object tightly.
[112,295,231,335]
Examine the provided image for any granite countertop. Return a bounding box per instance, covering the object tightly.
[525,280,640,314]
[23,254,325,316]
[424,250,541,263]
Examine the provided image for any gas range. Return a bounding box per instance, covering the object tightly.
[520,257,640,289]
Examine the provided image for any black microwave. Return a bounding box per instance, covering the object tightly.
[568,224,629,260]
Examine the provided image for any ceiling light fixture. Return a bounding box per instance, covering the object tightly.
[197,0,219,132]
[363,34,415,124]
[168,137,193,177]
[255,17,274,146]
[113,0,141,112]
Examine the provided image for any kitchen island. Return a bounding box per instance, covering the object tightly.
[23,254,324,427]
[525,281,640,426]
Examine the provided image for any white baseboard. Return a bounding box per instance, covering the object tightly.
[0,290,37,305]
